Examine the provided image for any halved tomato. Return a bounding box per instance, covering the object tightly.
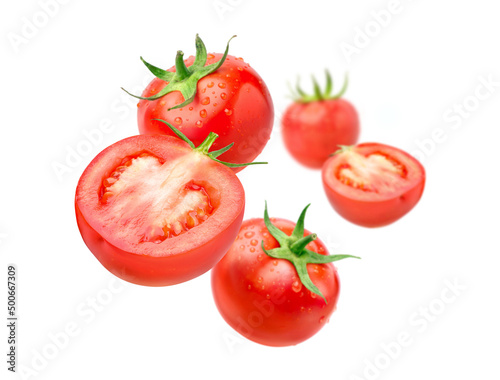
[322,143,425,227]
[75,131,246,286]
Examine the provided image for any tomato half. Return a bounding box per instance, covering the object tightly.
[75,134,245,286]
[130,36,274,172]
[211,204,357,347]
[322,143,426,227]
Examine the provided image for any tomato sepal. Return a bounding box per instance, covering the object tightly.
[261,202,360,302]
[154,119,268,168]
[122,34,236,110]
[290,71,349,103]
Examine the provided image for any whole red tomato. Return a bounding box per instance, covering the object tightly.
[124,35,274,172]
[75,122,253,286]
[211,203,358,347]
[282,72,359,168]
[322,143,426,227]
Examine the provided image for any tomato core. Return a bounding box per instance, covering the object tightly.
[97,152,215,245]
[335,150,408,193]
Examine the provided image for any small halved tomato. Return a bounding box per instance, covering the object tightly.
[75,124,253,286]
[322,143,425,227]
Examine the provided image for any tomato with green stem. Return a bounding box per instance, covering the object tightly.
[282,72,360,168]
[76,121,264,286]
[123,35,274,172]
[211,203,359,347]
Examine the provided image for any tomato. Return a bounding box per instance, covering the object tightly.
[211,204,358,347]
[75,124,248,286]
[125,35,274,172]
[322,143,426,227]
[282,72,360,168]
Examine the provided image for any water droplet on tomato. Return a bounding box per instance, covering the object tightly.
[250,247,255,253]
[291,280,302,293]
[218,83,226,89]
[207,82,214,88]
[250,239,258,246]
[257,254,264,262]
[244,231,254,238]
[300,306,306,312]
[213,103,218,107]
[237,66,243,71]
[307,308,312,313]
[266,294,271,300]
[195,120,203,128]
[257,276,263,283]
[174,117,182,125]
[207,54,215,59]
[247,284,252,290]
[272,260,278,266]
[319,316,325,324]
[224,109,233,116]
[201,97,210,105]
[220,93,227,100]
[189,106,193,111]
[200,109,207,118]
[239,245,245,250]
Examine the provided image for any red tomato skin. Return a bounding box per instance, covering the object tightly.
[282,98,360,169]
[76,203,243,286]
[75,135,245,286]
[211,218,340,347]
[137,54,274,172]
[322,143,426,227]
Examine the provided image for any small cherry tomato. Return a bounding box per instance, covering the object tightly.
[211,203,358,346]
[282,72,360,168]
[124,35,274,172]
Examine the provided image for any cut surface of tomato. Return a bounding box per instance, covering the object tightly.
[76,135,245,286]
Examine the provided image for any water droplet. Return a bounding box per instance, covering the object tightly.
[266,294,271,300]
[250,247,255,253]
[207,82,214,88]
[257,276,263,283]
[272,260,278,266]
[220,93,227,100]
[239,245,245,250]
[250,239,258,246]
[200,109,207,118]
[291,280,302,293]
[237,67,243,71]
[207,54,215,59]
[189,107,193,111]
[237,57,244,61]
[195,120,203,128]
[218,83,226,89]
[257,254,264,262]
[160,101,166,106]
[224,108,233,116]
[300,306,306,312]
[213,103,218,107]
[319,316,325,324]
[174,117,182,125]
[201,97,210,105]
[310,292,317,299]
[244,231,254,239]
[247,284,252,290]
[307,308,312,313]
[212,91,215,94]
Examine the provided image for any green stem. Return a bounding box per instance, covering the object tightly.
[174,51,191,80]
[290,234,317,255]
[194,132,218,154]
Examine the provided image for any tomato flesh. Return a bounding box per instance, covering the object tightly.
[322,143,425,227]
[76,135,245,286]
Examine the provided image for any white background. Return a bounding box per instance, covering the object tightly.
[1,0,500,379]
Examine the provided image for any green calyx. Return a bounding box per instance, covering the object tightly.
[331,145,354,156]
[154,119,267,168]
[122,34,236,111]
[289,70,349,103]
[261,203,360,302]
